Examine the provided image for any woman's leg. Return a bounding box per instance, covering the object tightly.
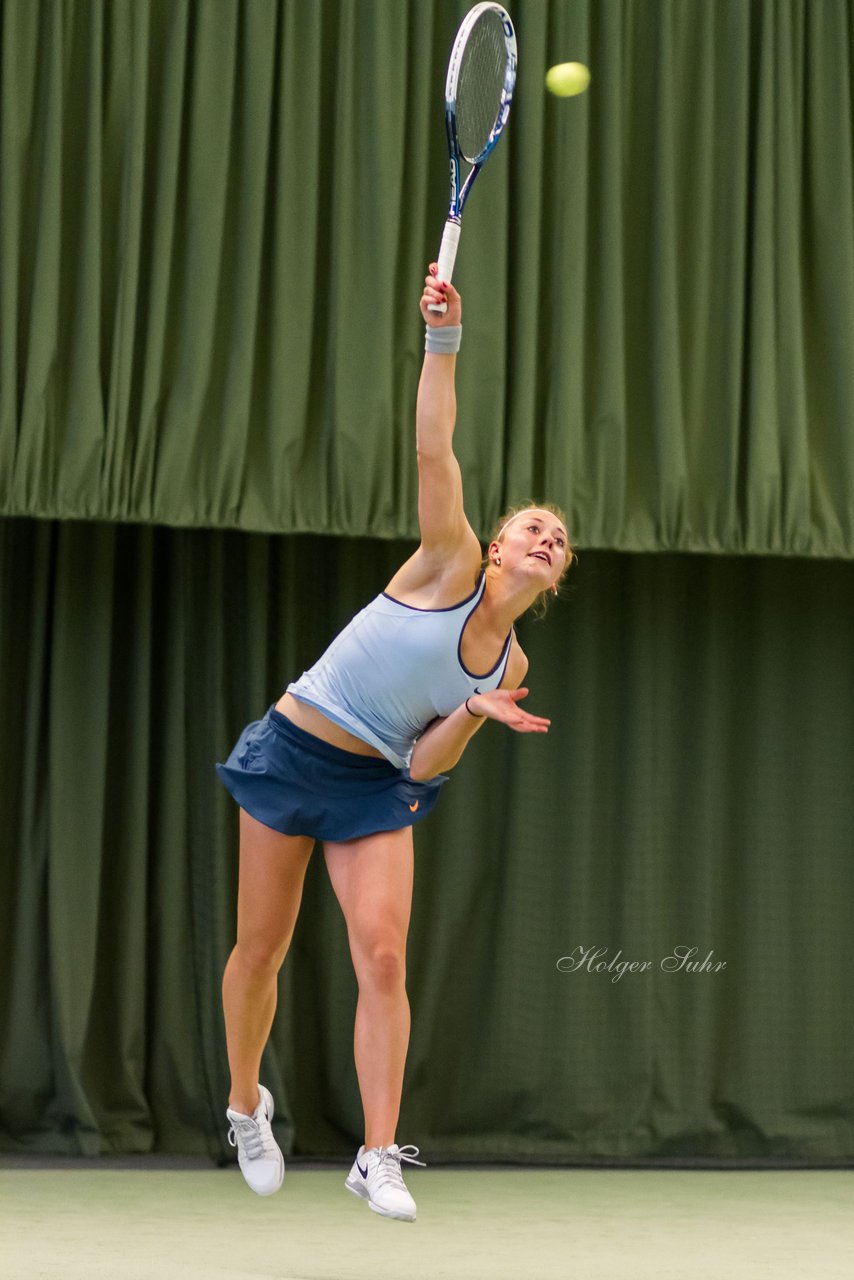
[222,807,315,1114]
[322,826,414,1149]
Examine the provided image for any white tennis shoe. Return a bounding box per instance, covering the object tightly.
[344,1143,426,1221]
[226,1084,285,1196]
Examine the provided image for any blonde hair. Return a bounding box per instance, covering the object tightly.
[481,501,575,621]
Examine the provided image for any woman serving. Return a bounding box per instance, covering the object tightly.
[216,264,573,1222]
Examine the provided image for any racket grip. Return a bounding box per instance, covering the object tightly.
[427,220,461,314]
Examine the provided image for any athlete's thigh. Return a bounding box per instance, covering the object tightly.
[322,826,414,964]
[235,807,315,966]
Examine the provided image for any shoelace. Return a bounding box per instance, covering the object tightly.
[227,1112,277,1162]
[373,1144,426,1191]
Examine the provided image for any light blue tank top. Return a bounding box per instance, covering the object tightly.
[287,569,513,771]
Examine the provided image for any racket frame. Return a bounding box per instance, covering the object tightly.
[445,1,517,218]
[429,2,517,313]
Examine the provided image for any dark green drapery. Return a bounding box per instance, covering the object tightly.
[1,517,851,1161]
[2,0,853,554]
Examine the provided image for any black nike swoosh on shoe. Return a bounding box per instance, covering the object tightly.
[358,1160,368,1178]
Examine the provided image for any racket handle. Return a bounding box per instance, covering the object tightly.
[427,219,461,314]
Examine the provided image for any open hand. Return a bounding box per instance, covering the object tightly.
[468,688,551,733]
[420,263,462,327]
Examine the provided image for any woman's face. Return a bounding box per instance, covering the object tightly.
[491,510,569,588]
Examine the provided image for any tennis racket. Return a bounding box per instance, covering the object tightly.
[428,2,517,314]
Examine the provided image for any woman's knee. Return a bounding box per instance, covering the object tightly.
[232,934,290,977]
[353,939,407,993]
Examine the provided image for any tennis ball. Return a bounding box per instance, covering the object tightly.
[545,62,591,97]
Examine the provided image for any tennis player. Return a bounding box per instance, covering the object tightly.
[215,264,573,1222]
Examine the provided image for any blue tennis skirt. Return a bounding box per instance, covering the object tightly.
[215,704,447,842]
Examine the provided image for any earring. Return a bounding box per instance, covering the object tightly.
[494,556,501,566]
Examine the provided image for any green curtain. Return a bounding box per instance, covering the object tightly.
[1,516,851,1161]
[2,0,853,554]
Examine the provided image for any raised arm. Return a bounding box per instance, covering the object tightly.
[416,264,461,458]
[414,266,477,557]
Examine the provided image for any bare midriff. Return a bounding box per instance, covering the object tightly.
[274,691,386,758]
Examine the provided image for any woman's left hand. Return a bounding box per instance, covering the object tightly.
[467,688,551,733]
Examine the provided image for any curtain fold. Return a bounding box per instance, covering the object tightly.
[1,0,853,553]
[1,517,851,1160]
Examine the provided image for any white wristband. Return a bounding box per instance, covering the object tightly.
[425,324,461,355]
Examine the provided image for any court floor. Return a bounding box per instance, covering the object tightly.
[0,1160,850,1279]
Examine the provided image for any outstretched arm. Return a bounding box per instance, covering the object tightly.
[409,655,550,783]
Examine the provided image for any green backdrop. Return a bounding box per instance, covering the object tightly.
[1,519,851,1161]
[1,0,853,1162]
[2,0,853,552]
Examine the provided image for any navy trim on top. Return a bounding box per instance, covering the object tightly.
[381,568,485,613]
[382,566,511,682]
[457,600,514,682]
[458,619,512,680]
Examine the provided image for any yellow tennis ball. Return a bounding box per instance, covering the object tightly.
[545,62,591,98]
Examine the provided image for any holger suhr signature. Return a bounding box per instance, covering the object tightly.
[556,946,727,983]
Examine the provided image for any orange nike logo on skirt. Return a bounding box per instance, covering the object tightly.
[409,800,420,812]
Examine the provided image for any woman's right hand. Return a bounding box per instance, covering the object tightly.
[420,263,462,327]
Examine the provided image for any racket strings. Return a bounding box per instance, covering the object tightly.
[456,11,507,163]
